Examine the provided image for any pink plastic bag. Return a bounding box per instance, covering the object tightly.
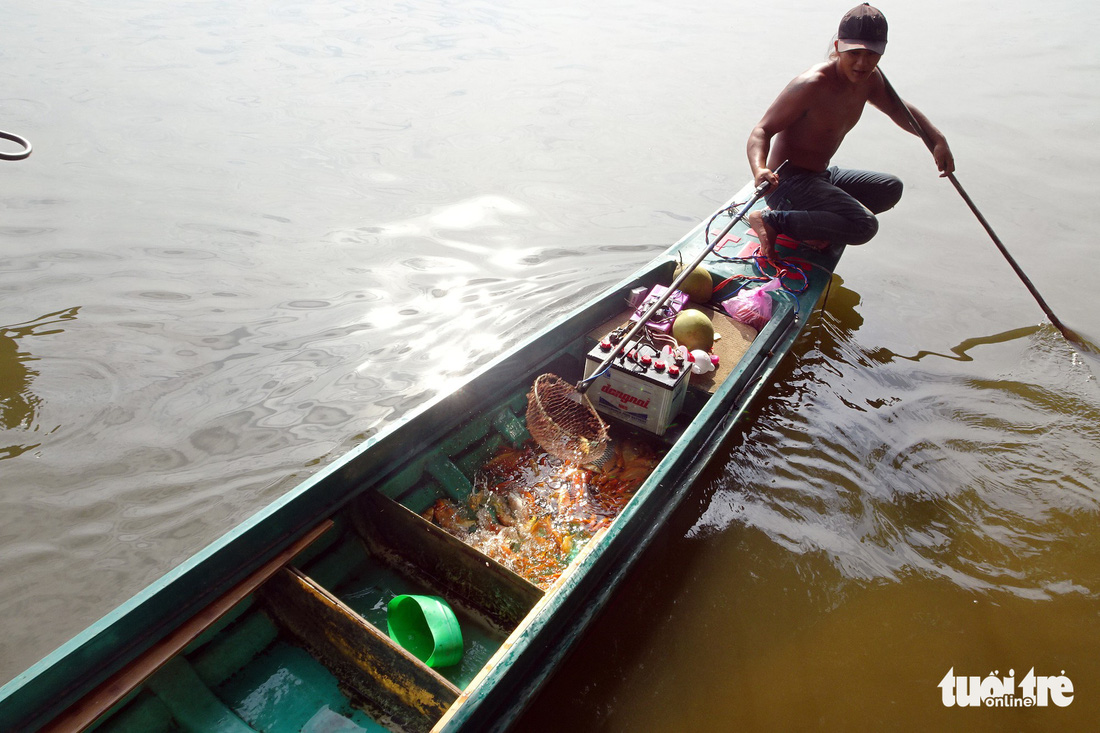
[721,279,782,330]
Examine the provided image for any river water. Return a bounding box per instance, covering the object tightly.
[2,0,1098,730]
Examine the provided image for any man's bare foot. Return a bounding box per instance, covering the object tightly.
[803,239,831,251]
[748,210,778,259]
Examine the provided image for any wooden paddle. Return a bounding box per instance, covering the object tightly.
[879,70,1091,350]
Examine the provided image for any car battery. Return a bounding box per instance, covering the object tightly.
[583,336,690,436]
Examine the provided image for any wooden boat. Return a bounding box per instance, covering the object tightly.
[0,184,844,733]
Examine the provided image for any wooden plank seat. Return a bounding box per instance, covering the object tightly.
[41,521,334,733]
[352,491,543,633]
[257,568,460,733]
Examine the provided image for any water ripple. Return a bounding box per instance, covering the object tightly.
[692,307,1100,601]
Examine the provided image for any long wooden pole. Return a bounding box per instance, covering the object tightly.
[879,70,1086,347]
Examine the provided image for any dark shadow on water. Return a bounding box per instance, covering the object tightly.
[867,324,1043,364]
[0,307,80,458]
[866,321,1099,379]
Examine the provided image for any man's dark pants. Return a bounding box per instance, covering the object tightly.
[761,166,903,244]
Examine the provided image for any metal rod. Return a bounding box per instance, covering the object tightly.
[577,162,787,394]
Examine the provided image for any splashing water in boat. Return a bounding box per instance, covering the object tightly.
[422,440,661,589]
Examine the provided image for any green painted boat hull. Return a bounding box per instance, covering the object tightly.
[0,187,843,732]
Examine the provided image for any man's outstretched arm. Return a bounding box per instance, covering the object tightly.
[870,72,955,176]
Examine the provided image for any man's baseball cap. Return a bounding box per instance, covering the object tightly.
[837,3,888,55]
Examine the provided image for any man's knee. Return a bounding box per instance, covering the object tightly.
[849,212,879,244]
[879,176,903,212]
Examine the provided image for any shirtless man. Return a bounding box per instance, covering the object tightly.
[747,3,954,258]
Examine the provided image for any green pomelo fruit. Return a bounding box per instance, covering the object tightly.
[673,264,713,303]
[672,309,714,352]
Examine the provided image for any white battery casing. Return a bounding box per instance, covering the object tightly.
[583,340,690,436]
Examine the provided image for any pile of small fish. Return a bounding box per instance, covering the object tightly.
[421,440,660,589]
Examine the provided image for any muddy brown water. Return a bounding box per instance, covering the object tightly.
[2,1,1097,729]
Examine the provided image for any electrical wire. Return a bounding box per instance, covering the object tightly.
[704,199,759,249]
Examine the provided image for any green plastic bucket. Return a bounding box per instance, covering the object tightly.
[386,594,463,668]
